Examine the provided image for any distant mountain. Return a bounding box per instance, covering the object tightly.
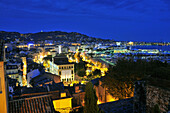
[0,31,111,43]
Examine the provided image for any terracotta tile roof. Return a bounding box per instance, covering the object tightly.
[9,95,55,113]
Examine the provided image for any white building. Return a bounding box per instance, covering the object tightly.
[49,56,74,83]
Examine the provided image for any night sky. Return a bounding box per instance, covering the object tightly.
[0,0,170,42]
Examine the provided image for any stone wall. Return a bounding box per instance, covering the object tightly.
[146,85,170,113]
[133,80,146,113]
[133,79,170,113]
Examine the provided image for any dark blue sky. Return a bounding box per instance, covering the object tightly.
[0,0,170,41]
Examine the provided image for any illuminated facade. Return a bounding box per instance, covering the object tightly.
[49,58,74,82]
[93,79,118,104]
[0,40,8,113]
[6,64,22,85]
[22,57,27,86]
[57,64,74,82]
[53,95,72,113]
[59,45,62,54]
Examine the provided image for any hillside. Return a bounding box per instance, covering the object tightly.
[0,31,111,43]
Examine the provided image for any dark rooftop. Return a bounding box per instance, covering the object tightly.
[99,98,133,113]
[30,72,61,87]
[9,95,55,113]
[14,82,64,98]
[53,56,73,65]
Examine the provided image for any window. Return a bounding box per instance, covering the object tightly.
[68,78,71,82]
[71,70,73,74]
[59,71,61,75]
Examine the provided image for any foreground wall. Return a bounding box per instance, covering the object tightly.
[134,79,170,113]
[146,85,170,113]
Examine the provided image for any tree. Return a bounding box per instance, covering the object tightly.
[77,68,86,77]
[75,60,87,77]
[93,69,101,76]
[103,59,170,100]
[84,82,99,113]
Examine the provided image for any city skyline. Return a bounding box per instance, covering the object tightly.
[1,0,170,42]
[1,1,170,113]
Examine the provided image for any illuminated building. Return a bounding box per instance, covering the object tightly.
[0,40,8,113]
[49,56,74,83]
[28,43,34,50]
[53,92,72,113]
[6,64,22,85]
[92,78,118,104]
[9,82,71,113]
[128,41,134,46]
[59,45,62,54]
[22,57,27,86]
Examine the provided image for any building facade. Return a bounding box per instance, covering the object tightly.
[6,64,22,85]
[49,56,74,83]
[0,40,8,113]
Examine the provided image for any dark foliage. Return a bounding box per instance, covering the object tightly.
[75,60,87,77]
[103,59,170,99]
[93,69,101,76]
[84,82,99,113]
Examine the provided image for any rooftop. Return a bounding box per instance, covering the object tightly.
[9,95,55,113]
[99,98,133,113]
[53,56,73,65]
[30,72,61,86]
[13,82,65,99]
